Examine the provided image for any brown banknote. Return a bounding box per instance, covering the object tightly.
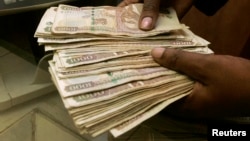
[51,4,182,37]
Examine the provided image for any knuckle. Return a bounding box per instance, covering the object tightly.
[166,49,182,69]
[143,1,159,13]
[143,4,159,13]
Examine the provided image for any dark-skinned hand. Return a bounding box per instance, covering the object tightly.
[151,48,250,118]
[119,0,250,118]
[118,0,194,30]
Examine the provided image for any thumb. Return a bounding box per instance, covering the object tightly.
[139,0,161,30]
[151,47,211,82]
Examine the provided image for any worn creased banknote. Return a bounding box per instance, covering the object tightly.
[34,3,212,138]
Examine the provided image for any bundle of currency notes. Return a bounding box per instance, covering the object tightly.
[34,3,212,138]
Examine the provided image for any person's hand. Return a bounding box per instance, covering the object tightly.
[118,0,194,30]
[151,47,250,118]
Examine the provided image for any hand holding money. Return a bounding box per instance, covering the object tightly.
[151,48,250,118]
[34,3,213,138]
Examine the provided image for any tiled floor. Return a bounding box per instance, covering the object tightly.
[0,40,108,141]
[0,89,108,141]
[0,42,55,111]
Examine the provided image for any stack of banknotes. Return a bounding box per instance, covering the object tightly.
[34,3,212,138]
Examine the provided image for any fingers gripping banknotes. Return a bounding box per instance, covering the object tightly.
[51,4,181,37]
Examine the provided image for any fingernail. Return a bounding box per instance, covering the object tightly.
[140,17,152,30]
[151,47,165,59]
